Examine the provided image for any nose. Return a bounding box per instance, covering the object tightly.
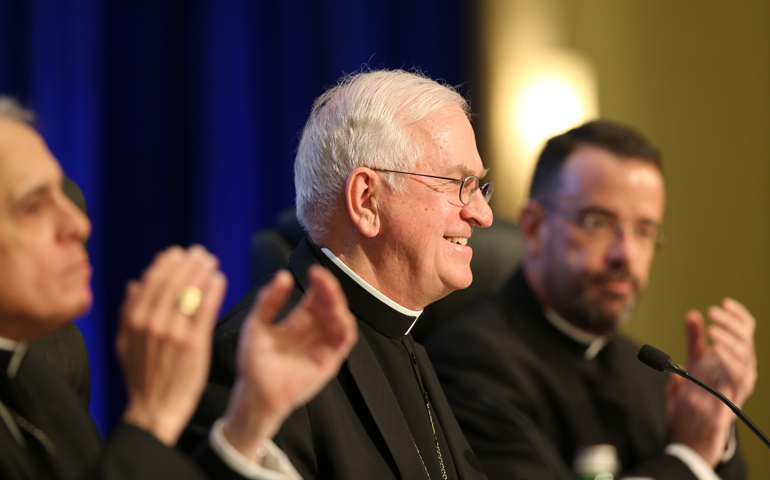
[605,225,636,267]
[462,189,493,228]
[57,191,91,244]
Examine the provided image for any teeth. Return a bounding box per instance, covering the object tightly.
[444,237,468,246]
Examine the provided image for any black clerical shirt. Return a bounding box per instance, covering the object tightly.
[319,247,458,480]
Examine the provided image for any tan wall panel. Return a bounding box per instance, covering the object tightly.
[475,1,770,476]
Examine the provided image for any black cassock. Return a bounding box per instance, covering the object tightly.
[425,269,747,480]
[188,238,487,480]
[0,348,242,480]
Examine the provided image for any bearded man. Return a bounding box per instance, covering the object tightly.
[426,120,756,480]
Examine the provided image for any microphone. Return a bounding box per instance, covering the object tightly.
[638,344,770,449]
[638,344,688,376]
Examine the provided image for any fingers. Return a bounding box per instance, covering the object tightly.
[251,265,357,359]
[306,265,345,307]
[305,265,356,349]
[707,298,755,346]
[244,270,295,334]
[722,298,755,325]
[118,245,228,446]
[684,309,707,363]
[162,246,220,341]
[192,271,227,339]
[123,246,220,325]
[116,280,141,355]
[127,246,187,332]
[665,374,684,408]
[709,327,752,391]
[682,298,756,407]
[118,245,226,373]
[706,299,757,404]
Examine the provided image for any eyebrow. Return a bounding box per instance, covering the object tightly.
[10,183,52,212]
[447,165,489,179]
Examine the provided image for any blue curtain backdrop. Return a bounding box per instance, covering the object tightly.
[0,0,471,434]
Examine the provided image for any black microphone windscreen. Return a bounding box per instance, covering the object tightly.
[638,344,671,372]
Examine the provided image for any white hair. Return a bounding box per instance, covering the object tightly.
[0,96,36,124]
[294,69,470,239]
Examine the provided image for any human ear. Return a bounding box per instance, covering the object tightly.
[346,167,381,238]
[518,200,546,257]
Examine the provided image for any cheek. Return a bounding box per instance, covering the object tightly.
[404,208,440,245]
[632,252,656,285]
[557,234,601,271]
[9,257,54,299]
[0,259,44,319]
[0,238,69,299]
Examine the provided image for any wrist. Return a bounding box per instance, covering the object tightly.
[123,403,179,447]
[222,379,288,462]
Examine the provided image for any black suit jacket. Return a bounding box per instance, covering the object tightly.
[188,238,487,480]
[0,348,246,480]
[425,269,747,480]
[28,323,91,408]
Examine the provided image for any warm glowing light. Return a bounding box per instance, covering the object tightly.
[515,74,592,155]
[478,0,600,219]
[486,50,598,219]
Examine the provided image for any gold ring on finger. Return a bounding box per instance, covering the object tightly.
[177,286,203,316]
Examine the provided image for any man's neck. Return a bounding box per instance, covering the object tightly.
[324,237,436,310]
[522,263,609,359]
[320,247,423,323]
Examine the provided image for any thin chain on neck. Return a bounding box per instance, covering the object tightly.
[411,391,448,480]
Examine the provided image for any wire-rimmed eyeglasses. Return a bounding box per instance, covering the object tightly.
[372,168,494,205]
[542,203,668,250]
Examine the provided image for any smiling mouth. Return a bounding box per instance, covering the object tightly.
[444,236,468,246]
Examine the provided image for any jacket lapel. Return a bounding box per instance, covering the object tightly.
[290,240,428,480]
[346,336,430,480]
[415,343,488,480]
[0,404,36,479]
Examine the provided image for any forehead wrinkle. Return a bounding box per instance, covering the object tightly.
[2,157,61,205]
[411,107,473,170]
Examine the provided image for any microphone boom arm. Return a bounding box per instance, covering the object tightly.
[665,359,770,450]
[639,344,770,450]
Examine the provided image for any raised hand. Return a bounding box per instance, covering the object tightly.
[666,298,757,466]
[222,265,358,461]
[117,245,226,446]
[699,298,757,408]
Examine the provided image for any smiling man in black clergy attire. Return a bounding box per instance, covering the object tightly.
[425,120,757,480]
[187,69,494,480]
[0,96,359,480]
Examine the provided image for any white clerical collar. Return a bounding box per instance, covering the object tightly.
[0,336,26,378]
[321,248,423,335]
[543,309,607,361]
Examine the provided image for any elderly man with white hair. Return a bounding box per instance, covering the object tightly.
[189,69,494,480]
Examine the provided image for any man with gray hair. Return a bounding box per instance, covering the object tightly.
[0,96,358,479]
[192,69,494,480]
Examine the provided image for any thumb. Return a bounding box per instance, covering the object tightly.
[246,270,295,330]
[666,374,684,404]
[684,309,707,365]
